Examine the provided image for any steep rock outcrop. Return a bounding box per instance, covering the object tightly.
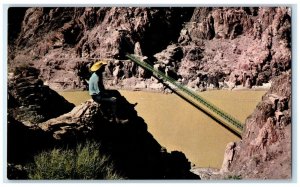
[221,71,291,179]
[8,66,74,123]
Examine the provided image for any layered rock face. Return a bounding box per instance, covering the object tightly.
[221,71,291,179]
[8,7,291,91]
[8,66,75,123]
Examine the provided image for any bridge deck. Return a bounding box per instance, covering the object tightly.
[126,54,243,137]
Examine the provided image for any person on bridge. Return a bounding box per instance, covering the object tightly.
[89,61,128,124]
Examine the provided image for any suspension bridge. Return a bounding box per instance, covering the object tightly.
[126,54,244,137]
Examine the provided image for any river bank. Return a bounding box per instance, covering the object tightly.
[53,81,271,94]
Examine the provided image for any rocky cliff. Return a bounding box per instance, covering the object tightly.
[192,71,292,180]
[8,7,291,91]
[219,71,292,179]
[8,66,75,123]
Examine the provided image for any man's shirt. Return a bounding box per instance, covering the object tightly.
[88,73,101,95]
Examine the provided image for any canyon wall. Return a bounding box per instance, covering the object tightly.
[8,7,291,91]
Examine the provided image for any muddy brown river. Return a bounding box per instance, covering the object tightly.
[59,89,266,169]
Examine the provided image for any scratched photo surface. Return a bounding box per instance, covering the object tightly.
[7,7,291,180]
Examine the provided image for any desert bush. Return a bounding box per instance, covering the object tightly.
[28,141,124,180]
[225,174,242,180]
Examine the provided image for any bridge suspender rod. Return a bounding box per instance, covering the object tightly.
[126,54,243,135]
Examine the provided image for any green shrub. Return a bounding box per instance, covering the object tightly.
[28,141,124,180]
[225,175,242,180]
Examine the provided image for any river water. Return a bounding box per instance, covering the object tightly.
[58,89,266,169]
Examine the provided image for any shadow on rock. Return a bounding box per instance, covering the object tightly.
[7,89,199,179]
[86,90,199,179]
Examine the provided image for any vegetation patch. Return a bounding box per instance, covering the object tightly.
[28,141,124,180]
[224,175,242,180]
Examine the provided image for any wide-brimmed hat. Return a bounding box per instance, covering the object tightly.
[90,61,108,72]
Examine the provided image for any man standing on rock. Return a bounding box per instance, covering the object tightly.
[89,61,128,124]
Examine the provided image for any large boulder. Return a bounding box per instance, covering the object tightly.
[39,99,105,140]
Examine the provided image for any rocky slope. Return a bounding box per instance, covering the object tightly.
[7,71,198,179]
[194,71,292,179]
[8,7,291,91]
[225,71,292,179]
